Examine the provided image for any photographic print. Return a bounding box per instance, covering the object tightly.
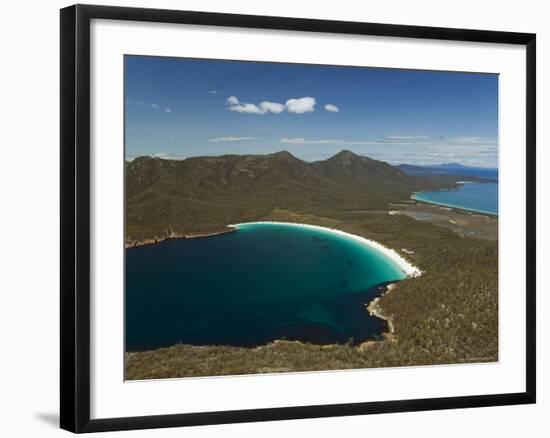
[124,55,499,380]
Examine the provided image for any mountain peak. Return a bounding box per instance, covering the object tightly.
[271,150,295,158]
[328,150,365,166]
[269,150,300,162]
[334,149,359,158]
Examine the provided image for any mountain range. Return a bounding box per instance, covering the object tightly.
[126,150,453,244]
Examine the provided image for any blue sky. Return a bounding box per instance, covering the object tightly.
[125,55,498,167]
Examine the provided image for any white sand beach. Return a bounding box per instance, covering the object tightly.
[229,221,422,278]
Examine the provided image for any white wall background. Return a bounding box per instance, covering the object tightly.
[0,0,546,436]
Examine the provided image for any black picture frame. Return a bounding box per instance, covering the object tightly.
[60,4,536,433]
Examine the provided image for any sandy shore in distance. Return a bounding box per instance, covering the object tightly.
[411,195,497,217]
[230,221,422,279]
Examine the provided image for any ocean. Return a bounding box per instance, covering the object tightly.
[125,222,409,351]
[412,182,498,215]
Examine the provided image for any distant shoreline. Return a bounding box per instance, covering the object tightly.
[411,195,498,217]
[411,181,498,217]
[125,227,235,249]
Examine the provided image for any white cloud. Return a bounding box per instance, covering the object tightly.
[282,138,342,145]
[382,135,431,144]
[151,153,186,160]
[447,136,494,144]
[227,99,285,115]
[259,101,285,114]
[128,99,174,113]
[382,135,497,146]
[208,90,218,94]
[229,103,265,114]
[385,135,429,140]
[281,135,497,147]
[226,95,317,115]
[209,136,259,142]
[281,137,378,145]
[285,97,316,114]
[324,104,339,113]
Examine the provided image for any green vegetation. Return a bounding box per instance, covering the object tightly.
[125,151,498,379]
[125,150,453,245]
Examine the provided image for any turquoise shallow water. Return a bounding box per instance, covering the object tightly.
[126,222,407,351]
[412,182,498,215]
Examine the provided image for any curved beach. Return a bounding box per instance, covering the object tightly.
[411,181,498,216]
[230,221,422,279]
[411,194,498,216]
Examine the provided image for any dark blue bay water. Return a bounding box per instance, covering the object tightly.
[126,222,407,351]
[412,182,498,215]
